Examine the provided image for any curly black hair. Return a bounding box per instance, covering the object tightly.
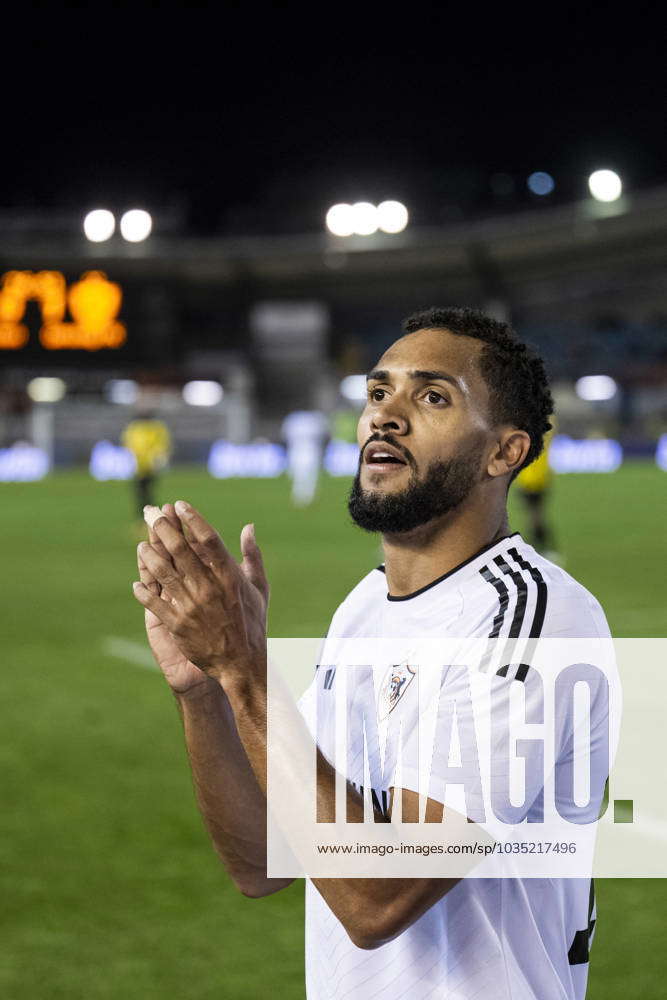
[401,306,553,475]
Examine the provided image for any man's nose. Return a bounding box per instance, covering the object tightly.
[370,399,409,435]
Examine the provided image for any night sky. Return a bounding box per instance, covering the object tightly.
[3,6,666,235]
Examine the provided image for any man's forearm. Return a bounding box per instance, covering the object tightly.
[225,676,457,946]
[175,678,293,896]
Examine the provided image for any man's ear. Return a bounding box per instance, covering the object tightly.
[486,429,531,478]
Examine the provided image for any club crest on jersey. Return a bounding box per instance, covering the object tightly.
[380,664,416,719]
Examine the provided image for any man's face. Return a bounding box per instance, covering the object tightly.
[348,328,494,533]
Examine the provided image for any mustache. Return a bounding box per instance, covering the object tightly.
[361,433,415,467]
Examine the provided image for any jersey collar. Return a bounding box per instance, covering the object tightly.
[379,532,521,602]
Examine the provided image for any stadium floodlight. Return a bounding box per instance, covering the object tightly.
[575,375,618,401]
[83,209,115,242]
[588,170,622,203]
[327,201,407,237]
[326,203,355,237]
[527,172,555,196]
[350,202,378,236]
[120,209,153,242]
[339,374,368,403]
[27,377,66,402]
[377,200,409,233]
[105,379,139,405]
[182,380,224,406]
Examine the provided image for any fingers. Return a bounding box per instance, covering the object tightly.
[147,506,208,582]
[137,552,167,627]
[140,505,180,599]
[132,579,179,631]
[145,505,176,567]
[239,523,269,602]
[162,502,195,544]
[138,549,160,595]
[137,541,192,607]
[173,501,236,576]
[138,501,240,606]
[155,503,196,550]
[160,502,179,527]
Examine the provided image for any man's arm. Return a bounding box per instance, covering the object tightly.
[137,505,293,899]
[175,681,294,898]
[226,676,459,949]
[133,504,461,944]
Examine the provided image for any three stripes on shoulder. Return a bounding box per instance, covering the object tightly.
[479,547,548,682]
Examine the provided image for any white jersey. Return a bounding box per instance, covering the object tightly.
[300,532,610,1000]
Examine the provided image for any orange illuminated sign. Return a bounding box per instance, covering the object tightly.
[0,270,126,350]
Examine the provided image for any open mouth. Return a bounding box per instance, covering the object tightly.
[367,453,405,465]
[364,443,409,469]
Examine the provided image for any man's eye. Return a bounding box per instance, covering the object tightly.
[369,388,385,402]
[426,390,446,404]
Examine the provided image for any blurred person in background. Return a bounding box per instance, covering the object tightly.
[514,422,560,561]
[122,409,172,535]
[281,408,329,506]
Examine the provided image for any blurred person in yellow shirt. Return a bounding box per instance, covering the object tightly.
[122,410,172,532]
[514,424,560,560]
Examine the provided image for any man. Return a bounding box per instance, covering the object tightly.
[281,408,330,506]
[121,409,172,526]
[515,422,560,558]
[132,307,610,999]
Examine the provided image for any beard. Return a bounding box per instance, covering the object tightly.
[348,448,483,534]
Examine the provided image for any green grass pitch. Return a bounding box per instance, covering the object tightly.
[1,461,665,998]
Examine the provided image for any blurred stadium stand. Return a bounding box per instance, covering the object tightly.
[1,184,666,463]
